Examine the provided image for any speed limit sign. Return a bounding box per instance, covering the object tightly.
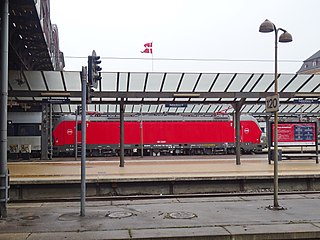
[265,94,279,113]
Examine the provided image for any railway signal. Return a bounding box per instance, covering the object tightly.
[88,50,102,89]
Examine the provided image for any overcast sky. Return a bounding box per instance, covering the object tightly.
[50,0,320,73]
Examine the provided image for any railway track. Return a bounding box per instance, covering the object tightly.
[10,190,320,204]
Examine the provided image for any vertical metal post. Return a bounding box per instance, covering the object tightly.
[49,103,53,159]
[80,67,87,216]
[41,104,49,160]
[273,29,280,209]
[233,100,245,165]
[75,108,78,161]
[119,98,125,167]
[0,0,9,218]
[316,122,319,164]
[235,108,241,165]
[265,116,272,164]
[140,104,144,158]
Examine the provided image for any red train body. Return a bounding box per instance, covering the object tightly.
[52,114,264,156]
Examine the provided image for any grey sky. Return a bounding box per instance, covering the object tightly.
[50,0,319,73]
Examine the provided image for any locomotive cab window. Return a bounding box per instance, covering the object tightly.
[77,123,81,131]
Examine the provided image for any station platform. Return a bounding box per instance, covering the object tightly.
[1,194,320,239]
[7,155,320,184]
[2,155,320,239]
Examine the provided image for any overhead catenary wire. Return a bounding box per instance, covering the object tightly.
[63,55,302,63]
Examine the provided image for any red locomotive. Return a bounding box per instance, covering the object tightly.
[52,113,264,157]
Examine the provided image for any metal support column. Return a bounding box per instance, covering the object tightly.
[265,116,272,164]
[140,104,144,158]
[119,98,125,167]
[75,107,79,161]
[49,103,53,159]
[235,109,241,165]
[80,67,87,216]
[41,104,49,160]
[232,99,246,165]
[0,0,9,218]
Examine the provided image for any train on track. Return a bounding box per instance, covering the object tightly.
[52,113,265,157]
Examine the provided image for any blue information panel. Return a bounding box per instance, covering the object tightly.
[271,122,317,146]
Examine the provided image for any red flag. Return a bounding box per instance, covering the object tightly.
[141,42,153,54]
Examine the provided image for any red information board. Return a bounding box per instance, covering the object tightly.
[271,122,317,146]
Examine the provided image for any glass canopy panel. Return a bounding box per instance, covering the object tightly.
[108,104,117,113]
[251,74,274,92]
[174,98,189,101]
[101,72,117,91]
[63,71,81,91]
[162,73,183,92]
[141,104,151,113]
[182,104,194,113]
[127,98,143,102]
[44,71,64,91]
[299,75,320,92]
[96,104,107,112]
[247,105,261,113]
[282,74,309,92]
[277,74,295,92]
[25,71,47,91]
[289,105,304,113]
[199,105,211,113]
[145,73,164,92]
[175,107,186,113]
[159,98,173,101]
[279,104,289,112]
[210,74,234,92]
[190,98,205,102]
[144,98,158,102]
[147,105,158,113]
[69,105,77,113]
[132,105,142,113]
[228,74,253,92]
[118,72,129,91]
[242,73,264,92]
[178,73,200,91]
[310,105,320,113]
[297,104,315,113]
[207,105,217,113]
[60,105,70,113]
[191,105,202,113]
[52,105,61,113]
[129,73,146,92]
[195,73,217,92]
[205,98,220,101]
[252,105,264,113]
[125,105,134,112]
[9,71,29,91]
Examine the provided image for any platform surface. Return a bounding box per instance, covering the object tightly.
[8,154,320,184]
[1,194,320,239]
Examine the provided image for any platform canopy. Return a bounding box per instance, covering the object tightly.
[8,70,320,117]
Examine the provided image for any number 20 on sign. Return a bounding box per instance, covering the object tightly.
[265,94,279,113]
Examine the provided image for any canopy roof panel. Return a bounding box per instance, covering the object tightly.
[8,71,320,116]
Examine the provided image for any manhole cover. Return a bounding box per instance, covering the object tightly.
[20,215,40,221]
[106,211,133,219]
[58,213,79,221]
[167,212,197,219]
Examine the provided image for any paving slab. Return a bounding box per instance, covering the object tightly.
[1,194,320,239]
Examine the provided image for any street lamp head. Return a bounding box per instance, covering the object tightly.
[259,19,275,33]
[279,31,293,43]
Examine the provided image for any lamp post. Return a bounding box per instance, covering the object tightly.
[259,19,292,209]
